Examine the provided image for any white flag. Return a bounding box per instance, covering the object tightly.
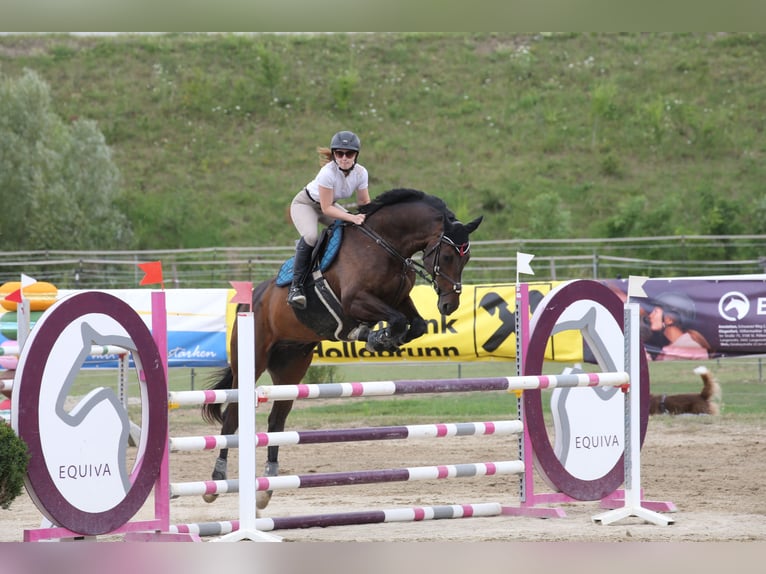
[516,252,535,275]
[20,273,37,288]
[627,275,648,299]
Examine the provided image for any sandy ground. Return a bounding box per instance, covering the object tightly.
[2,406,766,543]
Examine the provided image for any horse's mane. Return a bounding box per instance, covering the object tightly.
[359,188,456,221]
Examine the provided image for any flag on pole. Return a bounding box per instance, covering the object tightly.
[627,275,649,299]
[516,252,535,275]
[229,281,254,311]
[2,273,38,305]
[20,273,37,289]
[138,261,165,289]
[3,289,22,305]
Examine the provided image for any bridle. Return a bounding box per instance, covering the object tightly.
[355,224,469,295]
[422,235,469,295]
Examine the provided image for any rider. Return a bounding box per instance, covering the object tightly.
[287,130,371,309]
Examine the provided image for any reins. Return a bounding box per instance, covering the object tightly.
[353,222,467,295]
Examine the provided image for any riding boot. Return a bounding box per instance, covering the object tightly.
[287,238,313,309]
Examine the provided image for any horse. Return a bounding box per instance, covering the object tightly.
[201,188,483,510]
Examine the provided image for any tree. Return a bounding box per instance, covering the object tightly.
[0,69,133,251]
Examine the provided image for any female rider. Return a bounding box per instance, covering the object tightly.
[287,130,370,309]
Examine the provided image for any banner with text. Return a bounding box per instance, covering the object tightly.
[601,277,766,361]
[5,277,760,370]
[312,282,584,364]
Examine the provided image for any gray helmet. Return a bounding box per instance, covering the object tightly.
[330,130,361,152]
[653,291,696,328]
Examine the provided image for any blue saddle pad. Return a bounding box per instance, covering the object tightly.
[276,222,344,287]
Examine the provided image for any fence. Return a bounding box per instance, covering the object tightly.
[1,235,765,289]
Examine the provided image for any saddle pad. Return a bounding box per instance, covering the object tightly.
[276,222,343,287]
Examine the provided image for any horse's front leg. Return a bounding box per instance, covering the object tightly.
[343,292,409,352]
[398,296,428,344]
[365,312,409,352]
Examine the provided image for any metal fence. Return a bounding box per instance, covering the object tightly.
[2,235,765,289]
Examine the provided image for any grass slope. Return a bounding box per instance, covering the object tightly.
[2,32,765,250]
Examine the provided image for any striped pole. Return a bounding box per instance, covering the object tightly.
[170,502,503,536]
[169,420,523,452]
[168,388,238,406]
[257,372,629,402]
[169,460,524,498]
[0,343,128,357]
[0,346,130,394]
[166,374,627,407]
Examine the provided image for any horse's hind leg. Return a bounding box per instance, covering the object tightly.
[256,399,294,510]
[203,403,238,503]
[256,342,315,511]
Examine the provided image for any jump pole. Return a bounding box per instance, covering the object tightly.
[215,311,281,542]
[592,297,674,526]
[504,281,567,518]
[171,502,505,536]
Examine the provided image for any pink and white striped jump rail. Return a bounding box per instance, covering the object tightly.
[169,460,524,498]
[170,502,503,536]
[166,373,628,408]
[169,420,523,452]
[257,372,629,402]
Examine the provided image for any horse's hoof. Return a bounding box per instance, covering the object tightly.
[256,490,273,510]
[202,493,219,504]
[257,461,279,509]
[366,328,401,353]
[349,324,371,342]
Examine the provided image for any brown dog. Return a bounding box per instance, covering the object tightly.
[649,366,721,415]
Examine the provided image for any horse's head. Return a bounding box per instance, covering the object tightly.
[423,215,483,315]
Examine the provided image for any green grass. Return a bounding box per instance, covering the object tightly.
[2,33,766,252]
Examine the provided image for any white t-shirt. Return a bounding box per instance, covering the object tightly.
[305,162,368,202]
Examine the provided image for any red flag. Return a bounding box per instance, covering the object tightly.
[138,261,164,289]
[3,288,22,304]
[229,281,253,310]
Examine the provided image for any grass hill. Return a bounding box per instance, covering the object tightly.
[1,32,765,250]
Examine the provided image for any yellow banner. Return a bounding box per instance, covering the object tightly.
[311,282,584,364]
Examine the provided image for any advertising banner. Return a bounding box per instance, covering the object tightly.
[311,282,584,364]
[1,289,233,369]
[4,276,763,371]
[601,277,766,361]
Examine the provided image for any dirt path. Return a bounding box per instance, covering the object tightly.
[2,411,765,543]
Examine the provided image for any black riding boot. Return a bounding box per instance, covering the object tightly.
[287,238,313,309]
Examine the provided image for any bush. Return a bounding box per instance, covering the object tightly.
[0,422,29,510]
[304,365,340,384]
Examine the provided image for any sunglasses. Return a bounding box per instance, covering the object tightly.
[334,150,357,158]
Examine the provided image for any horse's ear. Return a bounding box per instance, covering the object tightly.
[464,215,483,234]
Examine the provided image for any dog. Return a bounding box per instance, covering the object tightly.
[649,365,721,415]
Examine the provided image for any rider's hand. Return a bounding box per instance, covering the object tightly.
[351,214,366,225]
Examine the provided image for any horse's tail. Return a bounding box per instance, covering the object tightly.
[201,367,233,425]
[201,278,271,425]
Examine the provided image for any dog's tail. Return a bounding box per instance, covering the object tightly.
[693,365,722,414]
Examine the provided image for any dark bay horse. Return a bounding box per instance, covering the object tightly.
[201,188,483,510]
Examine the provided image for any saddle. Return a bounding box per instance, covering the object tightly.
[275,221,343,287]
[277,223,365,342]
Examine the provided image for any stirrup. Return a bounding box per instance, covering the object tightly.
[287,286,307,309]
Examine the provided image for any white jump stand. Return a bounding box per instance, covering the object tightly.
[592,300,674,527]
[214,312,282,543]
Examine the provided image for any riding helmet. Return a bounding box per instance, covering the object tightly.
[330,130,361,153]
[653,291,696,328]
